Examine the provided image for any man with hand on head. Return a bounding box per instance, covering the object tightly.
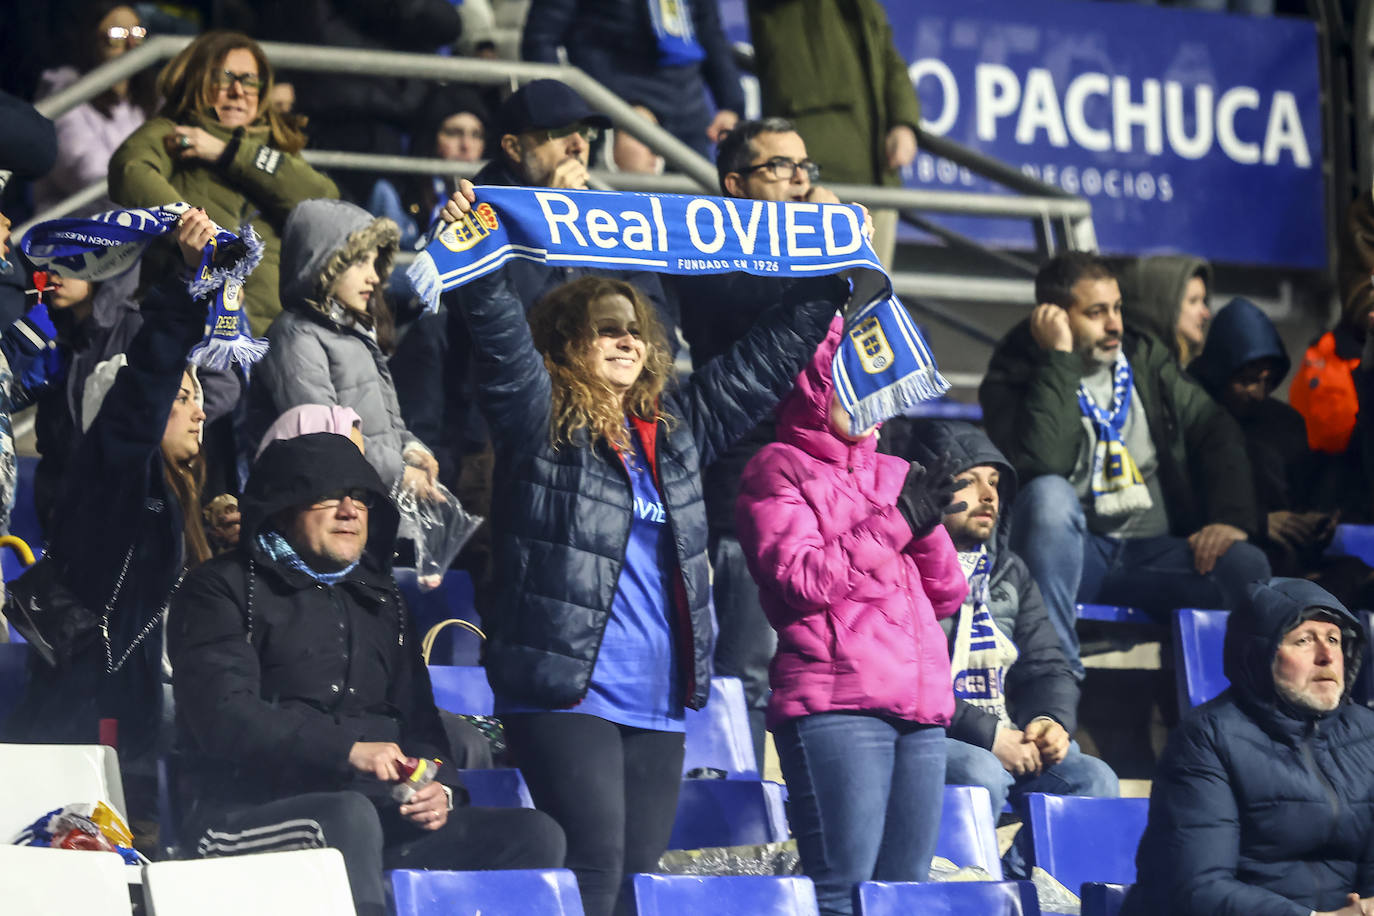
[167,432,564,916]
[979,251,1269,678]
[1124,579,1374,916]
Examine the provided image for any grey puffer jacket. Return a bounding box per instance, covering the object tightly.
[249,199,429,489]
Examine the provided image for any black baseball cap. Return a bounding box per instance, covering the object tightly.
[495,79,612,138]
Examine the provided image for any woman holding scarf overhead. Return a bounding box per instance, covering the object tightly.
[108,30,338,335]
[437,180,844,916]
[734,319,968,916]
[7,209,218,777]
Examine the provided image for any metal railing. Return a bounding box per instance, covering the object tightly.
[20,35,1095,311]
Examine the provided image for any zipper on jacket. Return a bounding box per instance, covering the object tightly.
[1301,719,1341,824]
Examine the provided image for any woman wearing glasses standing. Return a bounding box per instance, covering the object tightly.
[108,30,339,335]
[34,2,153,215]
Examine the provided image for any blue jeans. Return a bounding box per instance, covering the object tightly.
[1009,475,1272,678]
[710,534,776,767]
[775,713,946,916]
[944,736,1119,877]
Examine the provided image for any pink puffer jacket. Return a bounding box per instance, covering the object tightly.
[735,317,967,731]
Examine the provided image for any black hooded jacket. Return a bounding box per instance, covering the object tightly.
[167,433,454,816]
[880,419,1079,749]
[1124,579,1374,916]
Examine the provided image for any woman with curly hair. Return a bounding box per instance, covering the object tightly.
[438,180,846,916]
[108,30,338,334]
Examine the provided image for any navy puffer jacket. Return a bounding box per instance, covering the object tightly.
[454,264,841,711]
[1123,578,1374,916]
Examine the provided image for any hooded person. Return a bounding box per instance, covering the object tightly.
[1123,578,1374,916]
[735,317,969,916]
[166,432,565,916]
[248,198,442,501]
[1118,254,1212,365]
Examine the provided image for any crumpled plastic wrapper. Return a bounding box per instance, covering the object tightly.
[11,801,146,865]
[391,478,482,590]
[658,840,801,876]
[1030,866,1081,914]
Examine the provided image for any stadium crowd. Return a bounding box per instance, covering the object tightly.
[2,1,1374,915]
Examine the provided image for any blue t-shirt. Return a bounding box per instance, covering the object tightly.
[496,432,684,731]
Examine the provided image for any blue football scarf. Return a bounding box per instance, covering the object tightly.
[407,186,948,429]
[646,0,706,67]
[1077,350,1153,516]
[20,202,268,369]
[951,548,1017,724]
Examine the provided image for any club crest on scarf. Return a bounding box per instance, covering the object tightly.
[409,186,949,429]
[951,548,1018,724]
[20,202,268,369]
[1078,350,1153,516]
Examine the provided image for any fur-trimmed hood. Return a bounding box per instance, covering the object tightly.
[279,198,399,318]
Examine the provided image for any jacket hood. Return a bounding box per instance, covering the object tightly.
[1223,577,1365,720]
[279,199,399,315]
[240,432,400,572]
[776,316,880,463]
[1119,255,1211,360]
[1187,297,1291,399]
[907,419,1017,558]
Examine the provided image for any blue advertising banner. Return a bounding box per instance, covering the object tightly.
[719,0,1326,268]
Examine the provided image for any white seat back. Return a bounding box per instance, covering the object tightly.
[0,744,127,840]
[0,846,132,915]
[143,848,356,916]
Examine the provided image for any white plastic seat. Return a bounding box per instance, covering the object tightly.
[0,743,127,840]
[0,846,132,915]
[142,848,356,916]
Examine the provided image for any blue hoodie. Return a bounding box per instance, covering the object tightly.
[1188,297,1291,399]
[1124,579,1374,916]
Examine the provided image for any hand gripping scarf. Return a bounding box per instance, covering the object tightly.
[407,186,948,429]
[20,202,268,369]
[1078,350,1153,516]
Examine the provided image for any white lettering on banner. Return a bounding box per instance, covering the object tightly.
[535,192,588,247]
[649,196,669,251]
[785,202,822,257]
[924,60,1312,168]
[585,209,619,249]
[723,199,762,255]
[686,199,727,254]
[620,211,654,250]
[822,205,863,256]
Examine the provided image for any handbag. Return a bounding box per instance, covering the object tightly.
[4,555,101,669]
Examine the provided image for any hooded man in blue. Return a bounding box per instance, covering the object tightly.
[1190,300,1373,606]
[1123,579,1374,916]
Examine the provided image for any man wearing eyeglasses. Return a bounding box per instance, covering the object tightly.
[168,432,565,916]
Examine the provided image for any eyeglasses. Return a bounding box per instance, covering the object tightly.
[742,156,820,183]
[526,123,600,146]
[309,488,375,511]
[105,25,147,48]
[213,69,262,95]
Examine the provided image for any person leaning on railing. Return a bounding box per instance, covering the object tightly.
[107,30,339,336]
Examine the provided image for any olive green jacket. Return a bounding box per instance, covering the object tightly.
[978,320,1260,538]
[748,0,921,186]
[108,114,339,334]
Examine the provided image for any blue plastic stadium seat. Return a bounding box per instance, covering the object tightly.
[458,768,535,809]
[390,868,585,916]
[629,874,819,916]
[668,778,789,850]
[1081,882,1131,916]
[1327,524,1374,566]
[855,880,1039,915]
[0,642,29,723]
[936,785,1003,879]
[428,665,494,716]
[683,676,758,778]
[1173,608,1230,710]
[1026,794,1149,894]
[1077,604,1154,625]
[396,569,481,665]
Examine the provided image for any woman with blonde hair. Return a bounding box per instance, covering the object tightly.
[437,181,846,916]
[108,30,338,334]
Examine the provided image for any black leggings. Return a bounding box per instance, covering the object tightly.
[502,713,686,916]
[190,791,565,916]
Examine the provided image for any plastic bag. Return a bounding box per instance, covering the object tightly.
[12,801,146,865]
[392,478,483,591]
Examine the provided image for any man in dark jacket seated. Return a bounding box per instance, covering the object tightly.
[896,420,1118,876]
[979,251,1270,678]
[167,433,564,916]
[1123,579,1374,916]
